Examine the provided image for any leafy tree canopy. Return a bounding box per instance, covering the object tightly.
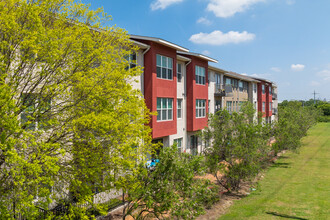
[0,0,153,218]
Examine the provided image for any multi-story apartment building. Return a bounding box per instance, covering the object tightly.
[130,35,218,154]
[222,71,259,114]
[250,77,278,124]
[130,34,278,154]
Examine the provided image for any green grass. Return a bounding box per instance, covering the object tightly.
[219,123,330,220]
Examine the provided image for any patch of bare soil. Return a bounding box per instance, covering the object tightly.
[195,177,260,220]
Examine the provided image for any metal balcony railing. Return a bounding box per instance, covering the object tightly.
[272,93,278,100]
[214,84,225,96]
[272,108,278,115]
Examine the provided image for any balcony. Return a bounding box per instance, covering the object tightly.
[272,108,278,115]
[214,84,225,96]
[224,84,233,97]
[272,93,277,100]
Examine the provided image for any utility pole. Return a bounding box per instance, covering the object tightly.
[312,90,319,105]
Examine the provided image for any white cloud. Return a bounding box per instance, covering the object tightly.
[310,81,321,86]
[291,64,305,71]
[189,30,255,45]
[206,0,266,18]
[270,67,281,72]
[197,17,212,25]
[317,69,330,81]
[286,0,295,5]
[202,50,211,55]
[150,0,184,10]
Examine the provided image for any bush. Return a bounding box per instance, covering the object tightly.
[318,115,330,122]
[124,146,219,219]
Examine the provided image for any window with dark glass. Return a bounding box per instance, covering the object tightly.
[156,54,173,80]
[177,98,182,119]
[125,52,137,70]
[177,63,182,82]
[174,138,183,153]
[262,85,265,94]
[21,93,51,130]
[239,81,243,92]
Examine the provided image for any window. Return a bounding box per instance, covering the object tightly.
[226,101,232,113]
[239,101,243,112]
[262,85,265,94]
[215,100,221,112]
[225,78,231,85]
[177,99,182,119]
[232,79,238,88]
[253,83,257,93]
[157,54,173,80]
[174,138,183,153]
[216,74,221,85]
[269,86,272,95]
[239,81,243,92]
[243,82,248,91]
[125,52,136,70]
[196,99,206,118]
[177,63,182,82]
[262,102,265,112]
[269,102,272,111]
[195,66,206,85]
[208,100,210,114]
[157,98,173,121]
[190,135,198,156]
[21,93,51,130]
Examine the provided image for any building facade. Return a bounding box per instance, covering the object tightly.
[130,35,278,154]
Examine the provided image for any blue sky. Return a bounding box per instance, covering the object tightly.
[81,0,330,101]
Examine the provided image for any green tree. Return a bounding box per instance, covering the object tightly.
[0,0,153,218]
[273,101,321,155]
[318,103,330,116]
[202,102,271,191]
[123,146,219,220]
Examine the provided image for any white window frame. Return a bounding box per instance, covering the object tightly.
[125,52,137,70]
[262,85,265,94]
[195,66,206,85]
[196,99,206,118]
[156,54,173,80]
[253,83,257,93]
[177,63,182,83]
[157,98,173,121]
[177,98,182,119]
[262,102,266,112]
[226,101,232,113]
[174,138,183,153]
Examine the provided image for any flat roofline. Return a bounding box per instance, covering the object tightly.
[250,76,275,84]
[130,39,150,49]
[177,55,191,62]
[224,71,259,82]
[130,35,189,52]
[208,65,226,73]
[177,51,218,63]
